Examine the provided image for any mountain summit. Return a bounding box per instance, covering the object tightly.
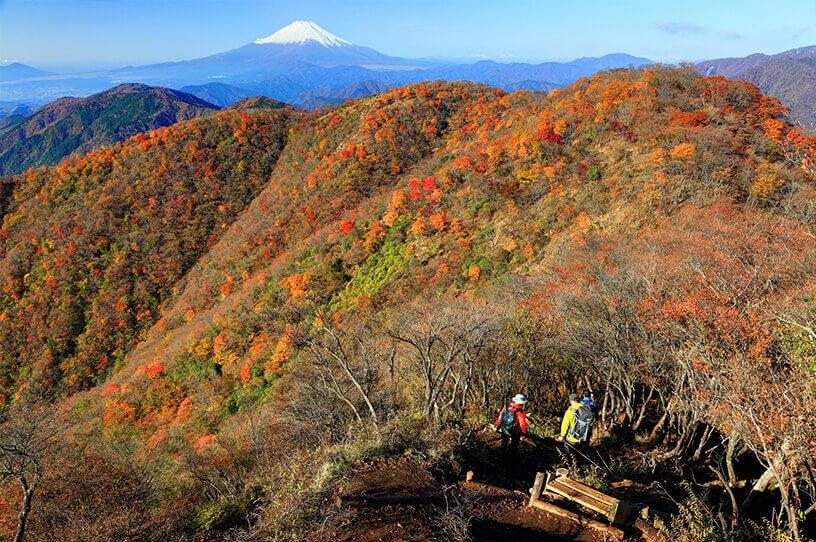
[254,20,351,47]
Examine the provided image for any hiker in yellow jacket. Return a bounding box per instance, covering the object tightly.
[557,393,593,462]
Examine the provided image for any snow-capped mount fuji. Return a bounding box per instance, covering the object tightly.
[79,20,432,92]
[214,20,430,71]
[0,19,437,106]
[253,20,351,47]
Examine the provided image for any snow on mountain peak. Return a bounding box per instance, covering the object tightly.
[254,21,352,47]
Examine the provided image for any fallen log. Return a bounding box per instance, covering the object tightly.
[699,479,751,489]
[529,499,624,539]
[610,479,650,490]
[337,492,524,507]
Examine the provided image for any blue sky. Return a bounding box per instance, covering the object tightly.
[1,0,815,70]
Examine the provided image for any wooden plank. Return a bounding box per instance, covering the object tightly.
[548,480,611,513]
[546,480,612,516]
[607,500,635,524]
[555,476,617,506]
[530,499,624,539]
[529,472,546,507]
[543,471,552,494]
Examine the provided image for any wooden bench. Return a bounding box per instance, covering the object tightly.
[529,472,634,525]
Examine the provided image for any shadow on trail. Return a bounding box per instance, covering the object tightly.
[470,518,585,541]
[455,428,563,492]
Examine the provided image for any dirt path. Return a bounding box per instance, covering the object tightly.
[328,431,610,542]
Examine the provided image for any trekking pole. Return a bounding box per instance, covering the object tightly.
[592,446,612,472]
[563,441,609,473]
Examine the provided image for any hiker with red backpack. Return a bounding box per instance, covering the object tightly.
[557,393,594,463]
[496,394,528,458]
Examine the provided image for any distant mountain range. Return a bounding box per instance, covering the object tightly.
[0,84,221,175]
[0,21,652,110]
[3,21,814,131]
[296,80,389,110]
[181,79,390,111]
[179,82,252,107]
[697,46,816,128]
[0,62,53,82]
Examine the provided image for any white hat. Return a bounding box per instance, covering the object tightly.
[512,394,528,405]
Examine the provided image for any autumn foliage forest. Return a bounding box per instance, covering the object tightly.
[0,65,814,541]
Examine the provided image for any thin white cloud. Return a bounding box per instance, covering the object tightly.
[657,22,706,35]
[719,31,743,40]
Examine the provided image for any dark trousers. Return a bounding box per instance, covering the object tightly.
[562,440,586,464]
[500,433,520,457]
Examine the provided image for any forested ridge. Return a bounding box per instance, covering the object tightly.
[0,66,814,541]
[0,84,222,176]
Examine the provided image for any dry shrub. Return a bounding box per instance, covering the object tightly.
[25,447,190,542]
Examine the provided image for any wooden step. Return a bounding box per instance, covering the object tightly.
[543,474,634,524]
[547,480,612,516]
[556,476,617,506]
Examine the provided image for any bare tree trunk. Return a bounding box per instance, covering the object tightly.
[14,475,36,542]
[632,386,655,432]
[310,327,380,425]
[657,418,696,461]
[726,433,738,487]
[608,389,617,429]
[318,367,363,423]
[781,483,800,541]
[649,410,669,442]
[692,424,714,462]
[804,460,816,499]
[648,391,674,443]
[710,465,738,532]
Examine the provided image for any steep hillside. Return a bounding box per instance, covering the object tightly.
[92,68,814,441]
[0,68,814,540]
[735,56,816,128]
[0,108,294,398]
[0,83,221,175]
[698,45,816,128]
